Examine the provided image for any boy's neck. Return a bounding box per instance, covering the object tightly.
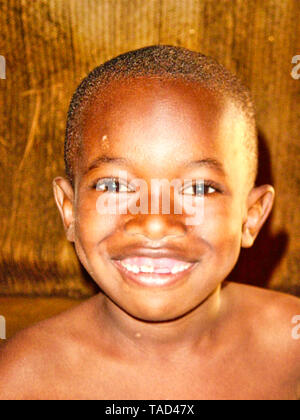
[98,284,224,362]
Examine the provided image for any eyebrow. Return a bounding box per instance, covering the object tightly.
[85,155,130,174]
[183,158,226,176]
[85,155,226,176]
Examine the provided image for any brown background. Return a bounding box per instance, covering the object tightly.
[0,0,299,331]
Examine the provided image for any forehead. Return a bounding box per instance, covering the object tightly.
[79,77,248,180]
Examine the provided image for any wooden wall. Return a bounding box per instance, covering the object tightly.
[0,0,299,297]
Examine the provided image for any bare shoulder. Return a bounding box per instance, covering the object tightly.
[0,323,54,399]
[0,297,99,400]
[224,282,300,396]
[226,280,300,310]
[225,282,300,347]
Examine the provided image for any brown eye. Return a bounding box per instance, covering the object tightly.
[95,178,135,193]
[182,181,219,196]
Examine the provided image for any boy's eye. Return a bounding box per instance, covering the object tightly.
[92,178,221,196]
[181,181,220,196]
[94,178,135,193]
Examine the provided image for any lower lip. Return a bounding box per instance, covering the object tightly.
[113,260,198,288]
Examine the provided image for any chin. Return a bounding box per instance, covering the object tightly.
[121,298,193,323]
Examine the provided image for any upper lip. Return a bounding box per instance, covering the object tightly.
[111,247,199,263]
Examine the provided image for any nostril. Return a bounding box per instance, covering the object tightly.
[124,215,186,240]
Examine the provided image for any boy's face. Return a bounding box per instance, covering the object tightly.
[55,77,274,322]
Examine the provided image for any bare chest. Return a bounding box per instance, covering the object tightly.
[39,355,297,400]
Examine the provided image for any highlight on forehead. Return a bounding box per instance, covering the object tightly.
[100,134,110,152]
[65,45,258,188]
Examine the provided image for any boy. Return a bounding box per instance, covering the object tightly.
[0,45,299,400]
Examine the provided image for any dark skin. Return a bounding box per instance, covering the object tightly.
[0,77,299,400]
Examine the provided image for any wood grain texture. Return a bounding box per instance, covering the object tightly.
[0,296,84,338]
[0,0,299,297]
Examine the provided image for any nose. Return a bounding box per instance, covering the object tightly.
[124,214,187,241]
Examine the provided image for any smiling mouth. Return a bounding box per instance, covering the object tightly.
[112,256,198,288]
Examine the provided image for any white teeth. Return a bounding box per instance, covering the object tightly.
[171,264,190,274]
[121,263,140,273]
[121,261,191,275]
[131,265,140,274]
[140,265,154,273]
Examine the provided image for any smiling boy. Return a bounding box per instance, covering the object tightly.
[0,45,299,400]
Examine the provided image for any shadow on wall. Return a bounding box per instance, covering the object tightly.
[228,129,289,290]
[77,129,289,295]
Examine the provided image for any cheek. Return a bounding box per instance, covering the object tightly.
[73,197,121,275]
[74,196,119,247]
[193,200,243,264]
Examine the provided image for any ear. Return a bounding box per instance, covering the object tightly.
[241,184,275,248]
[53,176,75,242]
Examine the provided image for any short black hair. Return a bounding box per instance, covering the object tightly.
[65,45,258,188]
